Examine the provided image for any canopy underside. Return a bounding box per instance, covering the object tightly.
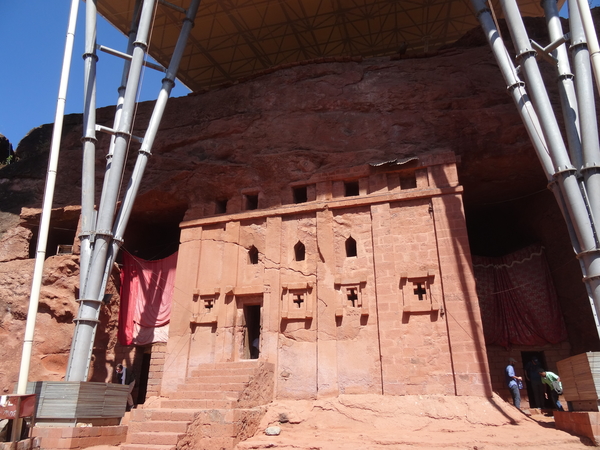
[96,0,562,91]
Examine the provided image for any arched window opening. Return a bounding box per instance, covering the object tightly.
[345,237,357,257]
[248,246,259,264]
[294,241,306,261]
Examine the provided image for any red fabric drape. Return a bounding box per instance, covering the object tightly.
[472,244,567,348]
[118,251,178,346]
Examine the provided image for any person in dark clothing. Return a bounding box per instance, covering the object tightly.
[116,363,136,410]
[524,357,545,408]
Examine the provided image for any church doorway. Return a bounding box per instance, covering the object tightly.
[243,304,261,360]
[235,297,262,360]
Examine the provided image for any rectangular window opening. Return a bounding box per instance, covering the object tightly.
[400,172,417,190]
[244,194,259,211]
[293,186,308,204]
[215,199,228,214]
[344,181,360,197]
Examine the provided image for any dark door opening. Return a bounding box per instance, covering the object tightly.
[521,351,550,409]
[244,304,261,359]
[136,351,151,405]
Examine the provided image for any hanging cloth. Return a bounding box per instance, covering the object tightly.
[118,251,178,346]
[472,244,567,348]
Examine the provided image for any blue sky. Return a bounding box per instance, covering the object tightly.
[0,1,597,148]
[0,0,191,147]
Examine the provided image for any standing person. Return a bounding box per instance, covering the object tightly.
[506,357,523,409]
[116,363,136,410]
[251,337,260,359]
[524,357,545,408]
[539,369,565,411]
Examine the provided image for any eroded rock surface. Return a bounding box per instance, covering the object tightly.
[0,17,595,397]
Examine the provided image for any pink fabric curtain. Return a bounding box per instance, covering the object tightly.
[118,251,178,346]
[472,244,567,348]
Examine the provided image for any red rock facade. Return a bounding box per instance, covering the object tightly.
[162,152,491,399]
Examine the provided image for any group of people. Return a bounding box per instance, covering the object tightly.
[505,357,564,411]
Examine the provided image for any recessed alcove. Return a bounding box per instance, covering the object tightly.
[244,193,259,211]
[248,246,259,264]
[121,203,187,261]
[215,198,228,214]
[345,236,357,257]
[25,209,80,259]
[293,186,308,204]
[399,171,417,190]
[344,181,359,197]
[294,241,305,261]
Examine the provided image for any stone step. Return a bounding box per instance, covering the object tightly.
[189,367,256,378]
[121,444,175,450]
[130,408,199,423]
[160,398,236,409]
[129,431,185,446]
[128,420,190,434]
[185,374,252,384]
[168,390,237,400]
[189,361,260,377]
[177,381,248,392]
[196,361,260,370]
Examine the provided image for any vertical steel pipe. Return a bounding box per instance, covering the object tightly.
[543,0,582,170]
[16,0,79,393]
[14,0,80,439]
[470,0,554,177]
[100,0,201,295]
[66,0,158,382]
[575,0,600,95]
[569,1,600,231]
[500,0,595,250]
[79,0,98,295]
[472,0,600,339]
[103,0,143,194]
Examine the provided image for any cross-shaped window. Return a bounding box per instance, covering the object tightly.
[204,299,214,310]
[293,293,304,308]
[413,283,427,301]
[346,288,359,307]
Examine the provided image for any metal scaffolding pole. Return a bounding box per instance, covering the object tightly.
[100,0,201,295]
[569,1,600,235]
[13,0,80,440]
[542,0,582,170]
[16,0,79,393]
[470,0,600,338]
[66,0,201,381]
[66,0,158,382]
[99,0,143,210]
[79,0,98,296]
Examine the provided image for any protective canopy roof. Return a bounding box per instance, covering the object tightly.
[96,0,561,92]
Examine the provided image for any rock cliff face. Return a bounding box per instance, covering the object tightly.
[0,20,595,393]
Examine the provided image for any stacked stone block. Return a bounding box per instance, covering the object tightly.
[122,360,272,450]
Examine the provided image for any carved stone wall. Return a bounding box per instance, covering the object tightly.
[163,153,491,399]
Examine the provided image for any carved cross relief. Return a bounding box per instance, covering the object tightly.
[281,283,314,320]
[190,288,220,324]
[333,278,368,318]
[400,272,438,313]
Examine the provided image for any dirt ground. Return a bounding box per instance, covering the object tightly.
[237,394,594,450]
[87,393,595,450]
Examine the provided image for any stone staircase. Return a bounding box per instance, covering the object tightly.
[121,360,274,450]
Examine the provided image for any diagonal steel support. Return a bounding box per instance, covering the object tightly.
[66,0,201,382]
[470,0,600,340]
